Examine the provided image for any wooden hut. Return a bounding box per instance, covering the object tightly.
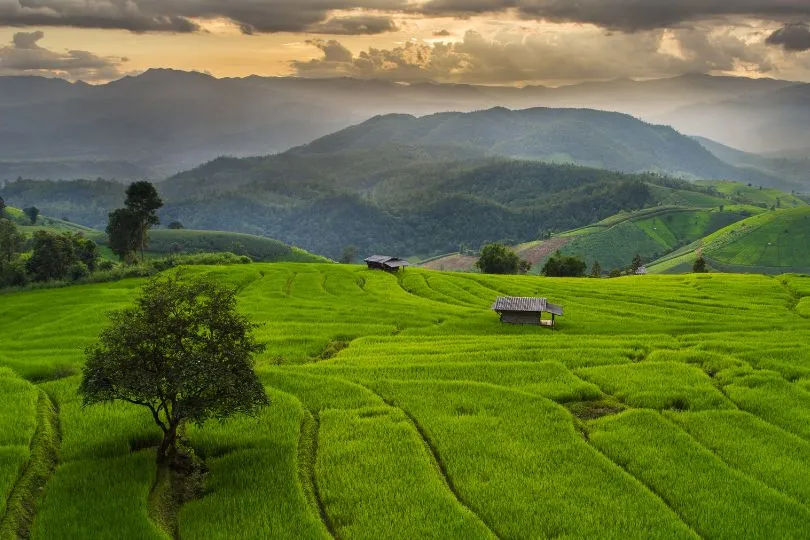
[492,297,564,328]
[364,255,410,272]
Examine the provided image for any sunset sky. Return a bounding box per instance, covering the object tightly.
[1,1,810,85]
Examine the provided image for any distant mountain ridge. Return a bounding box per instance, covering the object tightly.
[292,107,769,182]
[0,70,806,180]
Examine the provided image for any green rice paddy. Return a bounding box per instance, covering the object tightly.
[1,263,810,538]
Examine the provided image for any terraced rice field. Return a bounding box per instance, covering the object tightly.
[1,263,810,538]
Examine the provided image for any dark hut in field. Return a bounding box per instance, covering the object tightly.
[365,255,410,272]
[492,297,564,328]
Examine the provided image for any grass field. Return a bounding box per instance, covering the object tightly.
[1,264,810,538]
[648,207,810,274]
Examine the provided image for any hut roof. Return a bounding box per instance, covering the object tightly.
[492,296,564,316]
[365,255,396,264]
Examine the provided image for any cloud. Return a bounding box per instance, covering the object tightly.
[0,0,406,34]
[420,0,810,32]
[293,26,777,84]
[0,30,126,81]
[307,15,398,35]
[767,23,810,52]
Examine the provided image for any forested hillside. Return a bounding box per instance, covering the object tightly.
[3,156,719,258]
[294,107,770,181]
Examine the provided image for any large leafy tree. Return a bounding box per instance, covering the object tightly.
[126,181,163,258]
[476,243,521,275]
[542,251,587,277]
[107,181,163,262]
[106,208,141,263]
[80,275,269,463]
[23,206,39,225]
[0,219,24,265]
[26,231,75,282]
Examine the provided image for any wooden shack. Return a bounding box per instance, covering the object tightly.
[492,297,564,328]
[364,255,410,272]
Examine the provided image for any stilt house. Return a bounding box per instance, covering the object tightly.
[492,297,564,328]
[364,255,409,272]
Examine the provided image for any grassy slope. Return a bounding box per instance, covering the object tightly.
[648,206,810,274]
[4,206,326,263]
[509,204,756,272]
[91,229,329,263]
[1,265,810,538]
[696,180,807,209]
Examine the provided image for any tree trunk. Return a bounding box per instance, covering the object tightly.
[158,423,179,464]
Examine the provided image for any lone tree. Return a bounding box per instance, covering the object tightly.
[23,206,39,225]
[80,275,268,464]
[339,244,358,264]
[476,243,521,274]
[590,260,603,278]
[107,181,163,262]
[630,254,644,274]
[693,255,708,273]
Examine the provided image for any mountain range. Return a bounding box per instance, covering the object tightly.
[0,70,807,180]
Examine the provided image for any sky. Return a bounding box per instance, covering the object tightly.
[1,1,810,85]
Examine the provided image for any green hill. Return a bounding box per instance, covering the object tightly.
[1,265,810,537]
[3,206,325,264]
[92,229,328,263]
[5,158,722,259]
[553,206,758,271]
[297,107,768,181]
[648,207,810,274]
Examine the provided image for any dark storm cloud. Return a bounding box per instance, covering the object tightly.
[0,30,125,80]
[0,0,405,34]
[767,22,810,52]
[421,0,810,32]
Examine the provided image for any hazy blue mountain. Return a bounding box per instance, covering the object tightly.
[0,70,805,180]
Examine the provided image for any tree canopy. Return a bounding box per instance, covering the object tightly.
[107,181,163,262]
[476,243,521,274]
[80,274,268,463]
[693,255,708,273]
[542,251,587,277]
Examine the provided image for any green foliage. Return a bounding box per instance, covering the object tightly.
[475,243,520,274]
[23,206,39,225]
[168,221,184,230]
[542,251,587,277]
[339,245,357,265]
[80,274,268,462]
[106,208,141,263]
[590,260,602,278]
[693,255,708,273]
[107,181,164,262]
[24,231,100,283]
[27,231,76,282]
[0,218,24,265]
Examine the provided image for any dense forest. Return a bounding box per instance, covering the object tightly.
[2,156,719,258]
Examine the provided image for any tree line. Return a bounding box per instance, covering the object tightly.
[0,182,164,288]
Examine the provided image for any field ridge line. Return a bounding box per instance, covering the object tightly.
[660,413,810,512]
[358,383,502,540]
[298,410,338,539]
[0,388,61,539]
[579,415,703,540]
